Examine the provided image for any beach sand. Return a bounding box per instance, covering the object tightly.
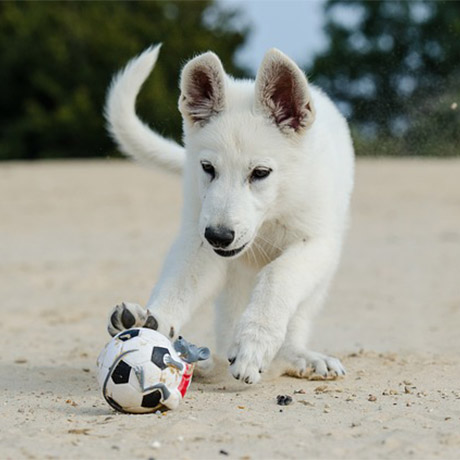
[1,158,459,459]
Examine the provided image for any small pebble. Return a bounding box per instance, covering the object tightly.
[151,441,161,449]
[276,395,293,406]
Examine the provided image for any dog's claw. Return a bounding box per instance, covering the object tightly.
[227,329,272,385]
[144,315,159,330]
[107,302,181,342]
[109,311,120,335]
[121,304,136,329]
[107,302,148,336]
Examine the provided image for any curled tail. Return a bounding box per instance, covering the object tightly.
[104,44,185,174]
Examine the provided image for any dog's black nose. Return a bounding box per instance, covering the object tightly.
[204,226,235,249]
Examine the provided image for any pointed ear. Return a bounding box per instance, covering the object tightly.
[179,52,226,126]
[255,49,315,134]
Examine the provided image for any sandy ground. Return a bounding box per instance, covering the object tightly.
[1,158,459,460]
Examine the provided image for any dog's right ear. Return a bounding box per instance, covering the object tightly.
[179,52,226,127]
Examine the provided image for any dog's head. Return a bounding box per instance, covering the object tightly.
[178,49,316,259]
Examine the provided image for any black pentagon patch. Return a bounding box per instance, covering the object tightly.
[117,329,140,342]
[151,346,170,370]
[141,390,162,409]
[111,360,131,384]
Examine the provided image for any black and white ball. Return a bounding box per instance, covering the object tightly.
[96,328,183,413]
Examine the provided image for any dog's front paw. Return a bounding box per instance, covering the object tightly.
[227,326,281,385]
[107,302,158,336]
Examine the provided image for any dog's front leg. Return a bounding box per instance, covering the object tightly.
[147,232,227,339]
[108,231,226,339]
[228,238,339,384]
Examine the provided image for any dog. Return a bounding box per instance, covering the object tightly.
[105,45,354,384]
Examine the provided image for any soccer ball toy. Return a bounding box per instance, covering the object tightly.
[96,328,210,413]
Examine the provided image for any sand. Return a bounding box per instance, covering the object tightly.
[1,158,459,460]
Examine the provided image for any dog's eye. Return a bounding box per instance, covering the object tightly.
[250,167,272,182]
[201,161,216,180]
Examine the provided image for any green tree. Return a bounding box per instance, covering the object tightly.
[0,1,249,160]
[309,0,460,156]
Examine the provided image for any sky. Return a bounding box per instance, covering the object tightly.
[219,0,328,75]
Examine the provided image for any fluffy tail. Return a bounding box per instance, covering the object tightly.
[105,44,185,174]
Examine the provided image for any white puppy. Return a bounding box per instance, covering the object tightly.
[105,45,354,384]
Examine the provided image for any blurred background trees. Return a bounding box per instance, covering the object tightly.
[309,0,460,156]
[0,1,248,160]
[0,0,458,160]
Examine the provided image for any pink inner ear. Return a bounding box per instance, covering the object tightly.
[182,65,223,125]
[260,61,315,133]
[271,67,304,130]
[189,69,214,103]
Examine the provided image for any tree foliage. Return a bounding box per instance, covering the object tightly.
[0,1,248,160]
[309,0,460,156]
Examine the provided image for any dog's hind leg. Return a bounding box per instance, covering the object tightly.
[274,277,346,378]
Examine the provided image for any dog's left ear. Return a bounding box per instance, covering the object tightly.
[179,52,226,127]
[255,49,315,135]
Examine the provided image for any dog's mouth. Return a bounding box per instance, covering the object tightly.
[213,243,248,258]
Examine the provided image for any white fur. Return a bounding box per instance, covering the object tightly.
[105,46,354,384]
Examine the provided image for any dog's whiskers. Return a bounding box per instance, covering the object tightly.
[254,234,283,254]
[253,240,271,263]
[248,244,259,266]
